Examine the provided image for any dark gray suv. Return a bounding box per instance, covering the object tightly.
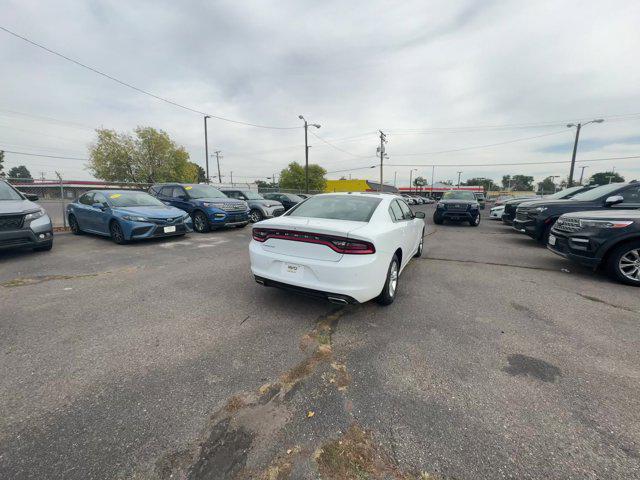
[0,179,53,252]
[220,188,284,223]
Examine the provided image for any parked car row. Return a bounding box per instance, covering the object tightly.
[0,178,314,252]
[495,182,640,286]
[402,194,435,205]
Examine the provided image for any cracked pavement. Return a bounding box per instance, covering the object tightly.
[1,205,639,479]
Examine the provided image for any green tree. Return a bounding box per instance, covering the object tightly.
[413,176,427,187]
[255,179,278,189]
[537,176,557,193]
[589,171,624,185]
[278,162,327,191]
[0,150,5,176]
[88,127,196,183]
[8,165,33,182]
[190,163,207,183]
[464,177,497,192]
[502,174,534,191]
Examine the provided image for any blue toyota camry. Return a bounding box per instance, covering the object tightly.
[66,189,192,244]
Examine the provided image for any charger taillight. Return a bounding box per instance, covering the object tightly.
[252,228,375,254]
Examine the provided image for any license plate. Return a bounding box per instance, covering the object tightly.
[164,226,176,233]
[548,234,556,246]
[282,262,304,278]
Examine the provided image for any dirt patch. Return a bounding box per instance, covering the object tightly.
[1,273,100,287]
[225,395,247,414]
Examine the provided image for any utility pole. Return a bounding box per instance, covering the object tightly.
[409,169,414,194]
[230,171,233,185]
[299,115,321,193]
[204,116,210,183]
[378,130,387,192]
[55,171,66,228]
[431,165,435,197]
[213,151,222,183]
[579,166,588,185]
[457,171,462,188]
[567,119,604,186]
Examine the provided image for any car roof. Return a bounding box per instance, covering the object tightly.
[88,189,146,195]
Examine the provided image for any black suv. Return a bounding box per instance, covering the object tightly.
[513,182,640,243]
[433,190,481,226]
[262,192,303,211]
[502,185,595,224]
[220,188,284,222]
[548,210,640,286]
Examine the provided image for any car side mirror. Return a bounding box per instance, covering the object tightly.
[414,211,426,219]
[24,193,39,201]
[604,195,624,207]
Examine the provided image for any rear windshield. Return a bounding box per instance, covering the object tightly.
[287,195,381,222]
[570,183,626,201]
[106,191,165,207]
[0,181,23,201]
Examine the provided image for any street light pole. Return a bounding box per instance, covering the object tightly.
[204,116,211,183]
[579,166,588,185]
[431,165,435,197]
[378,130,387,192]
[299,115,321,193]
[409,168,417,194]
[567,119,604,186]
[213,151,222,183]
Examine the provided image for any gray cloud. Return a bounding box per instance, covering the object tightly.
[1,0,639,186]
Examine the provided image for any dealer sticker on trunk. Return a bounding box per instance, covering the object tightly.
[282,262,304,278]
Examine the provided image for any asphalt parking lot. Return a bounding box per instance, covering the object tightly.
[1,205,639,480]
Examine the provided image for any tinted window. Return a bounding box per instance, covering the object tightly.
[106,191,165,207]
[571,183,627,201]
[622,185,640,204]
[241,190,264,200]
[442,191,476,200]
[285,194,303,202]
[171,186,186,198]
[79,193,94,205]
[0,181,23,201]
[397,200,413,219]
[158,186,172,197]
[389,201,404,221]
[224,190,241,199]
[287,195,381,222]
[94,193,108,205]
[183,184,226,199]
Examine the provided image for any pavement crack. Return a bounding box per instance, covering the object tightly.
[424,256,558,272]
[575,293,640,315]
[1,273,103,287]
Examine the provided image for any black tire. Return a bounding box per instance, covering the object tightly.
[68,214,82,235]
[33,241,53,252]
[109,221,128,244]
[236,222,248,229]
[433,213,444,225]
[377,254,400,306]
[414,230,424,258]
[192,211,210,233]
[607,240,640,286]
[249,209,263,223]
[540,222,555,244]
[469,214,480,227]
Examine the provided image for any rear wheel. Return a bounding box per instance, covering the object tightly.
[249,209,263,223]
[109,221,127,244]
[377,255,399,306]
[469,214,480,227]
[68,214,82,235]
[607,241,640,286]
[433,213,444,225]
[414,230,424,258]
[192,211,210,233]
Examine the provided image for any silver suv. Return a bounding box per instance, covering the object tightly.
[0,179,53,252]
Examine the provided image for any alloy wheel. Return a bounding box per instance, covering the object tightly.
[619,248,640,282]
[110,222,124,243]
[193,213,207,232]
[389,260,398,296]
[249,209,263,223]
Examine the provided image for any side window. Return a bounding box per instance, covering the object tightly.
[79,193,94,205]
[389,201,403,221]
[159,187,172,197]
[171,187,186,198]
[93,193,108,205]
[398,200,413,220]
[621,186,640,204]
[226,191,240,199]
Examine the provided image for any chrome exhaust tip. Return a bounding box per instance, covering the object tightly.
[327,296,349,305]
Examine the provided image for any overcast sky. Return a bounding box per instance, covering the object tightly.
[1,0,639,187]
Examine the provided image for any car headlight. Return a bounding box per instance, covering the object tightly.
[534,207,547,213]
[202,202,225,209]
[579,219,633,229]
[122,215,147,222]
[469,204,479,210]
[436,203,445,209]
[24,208,46,221]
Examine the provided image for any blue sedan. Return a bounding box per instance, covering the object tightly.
[66,190,192,244]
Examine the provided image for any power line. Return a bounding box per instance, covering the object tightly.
[0,149,89,161]
[0,108,95,131]
[386,155,640,168]
[309,131,374,158]
[0,25,301,130]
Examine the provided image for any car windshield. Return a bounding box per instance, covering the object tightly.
[570,183,626,201]
[0,181,23,201]
[442,191,476,201]
[185,184,227,199]
[107,191,165,207]
[242,191,264,200]
[545,185,587,199]
[287,195,382,222]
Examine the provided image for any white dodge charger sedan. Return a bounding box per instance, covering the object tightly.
[249,192,425,305]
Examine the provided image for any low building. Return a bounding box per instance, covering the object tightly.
[325,179,398,193]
